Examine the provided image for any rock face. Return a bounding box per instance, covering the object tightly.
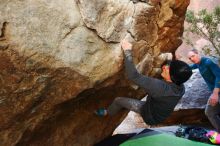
[175,70,211,110]
[0,0,189,145]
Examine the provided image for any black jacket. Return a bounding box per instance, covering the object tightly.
[124,50,185,125]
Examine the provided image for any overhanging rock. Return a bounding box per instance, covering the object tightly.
[0,0,190,145]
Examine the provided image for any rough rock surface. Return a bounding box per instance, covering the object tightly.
[175,69,211,109]
[0,0,190,145]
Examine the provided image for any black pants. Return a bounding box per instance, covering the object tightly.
[107,97,145,116]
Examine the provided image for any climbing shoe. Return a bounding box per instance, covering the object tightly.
[94,108,107,117]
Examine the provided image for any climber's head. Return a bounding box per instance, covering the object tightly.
[161,60,192,85]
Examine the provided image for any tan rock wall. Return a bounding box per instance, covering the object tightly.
[0,0,189,145]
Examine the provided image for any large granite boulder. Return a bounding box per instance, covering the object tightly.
[0,0,189,145]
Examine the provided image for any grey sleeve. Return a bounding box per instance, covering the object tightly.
[124,50,167,97]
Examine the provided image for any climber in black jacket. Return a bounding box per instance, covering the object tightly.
[95,40,192,125]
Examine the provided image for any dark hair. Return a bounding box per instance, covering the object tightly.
[169,60,192,85]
